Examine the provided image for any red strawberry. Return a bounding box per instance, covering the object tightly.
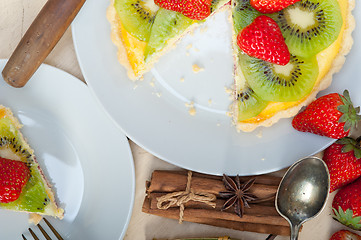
[332,177,361,230]
[323,136,361,192]
[0,157,30,203]
[154,0,212,20]
[154,0,182,13]
[250,0,301,14]
[237,15,290,65]
[330,230,361,240]
[181,0,211,21]
[292,90,361,139]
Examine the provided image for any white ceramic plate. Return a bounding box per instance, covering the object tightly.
[72,1,361,176]
[0,60,134,240]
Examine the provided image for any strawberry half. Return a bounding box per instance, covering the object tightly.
[0,157,30,203]
[154,0,182,13]
[333,177,361,230]
[292,90,361,139]
[330,230,361,240]
[250,0,301,14]
[237,15,290,65]
[323,137,361,192]
[154,0,212,20]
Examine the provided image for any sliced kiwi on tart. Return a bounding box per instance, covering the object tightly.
[239,54,319,102]
[271,0,343,58]
[210,0,229,13]
[114,0,159,42]
[0,118,48,213]
[236,87,269,121]
[232,0,261,34]
[0,108,63,218]
[1,169,49,212]
[145,9,193,60]
[0,118,33,164]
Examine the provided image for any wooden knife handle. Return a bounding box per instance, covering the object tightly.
[2,0,86,88]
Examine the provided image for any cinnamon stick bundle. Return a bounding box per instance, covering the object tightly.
[142,170,293,236]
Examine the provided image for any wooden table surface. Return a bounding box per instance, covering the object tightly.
[0,1,357,239]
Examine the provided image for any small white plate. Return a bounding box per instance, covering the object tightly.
[0,60,135,240]
[72,1,361,175]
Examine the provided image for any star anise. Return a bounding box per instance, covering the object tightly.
[219,174,258,218]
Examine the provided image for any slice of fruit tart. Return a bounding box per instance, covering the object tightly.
[0,105,64,219]
[107,0,229,80]
[232,0,355,131]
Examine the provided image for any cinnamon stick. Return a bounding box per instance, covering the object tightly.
[142,170,293,236]
[143,196,290,236]
[147,171,279,199]
[148,193,278,216]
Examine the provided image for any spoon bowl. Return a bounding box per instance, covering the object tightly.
[276,156,330,240]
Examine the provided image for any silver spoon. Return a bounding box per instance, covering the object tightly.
[275,156,330,240]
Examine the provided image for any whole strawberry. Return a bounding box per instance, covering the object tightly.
[330,230,361,240]
[333,177,361,230]
[292,90,361,139]
[250,0,301,13]
[0,157,30,203]
[237,15,290,65]
[154,0,212,20]
[323,136,361,192]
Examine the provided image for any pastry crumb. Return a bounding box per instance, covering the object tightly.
[194,48,200,52]
[225,111,232,117]
[186,44,192,49]
[224,86,233,94]
[133,84,138,90]
[180,77,185,82]
[200,26,208,33]
[208,99,212,106]
[192,64,204,73]
[149,81,155,87]
[29,213,42,225]
[186,52,190,56]
[152,92,162,98]
[216,123,221,127]
[185,101,196,116]
[256,130,263,138]
[261,158,265,161]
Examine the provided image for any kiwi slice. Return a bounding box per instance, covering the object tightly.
[1,169,49,212]
[236,87,268,121]
[239,54,319,102]
[0,118,33,164]
[232,0,260,34]
[144,9,193,60]
[114,0,159,42]
[210,0,228,13]
[0,118,48,212]
[271,0,343,58]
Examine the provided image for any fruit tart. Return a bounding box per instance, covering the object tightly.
[108,0,355,132]
[0,105,64,219]
[107,0,229,80]
[232,0,355,131]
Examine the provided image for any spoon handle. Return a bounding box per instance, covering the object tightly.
[290,224,300,240]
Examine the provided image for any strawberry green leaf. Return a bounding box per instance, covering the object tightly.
[342,144,355,153]
[338,137,355,145]
[337,90,361,132]
[333,207,361,230]
[338,137,361,160]
[356,106,360,114]
[338,105,349,114]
